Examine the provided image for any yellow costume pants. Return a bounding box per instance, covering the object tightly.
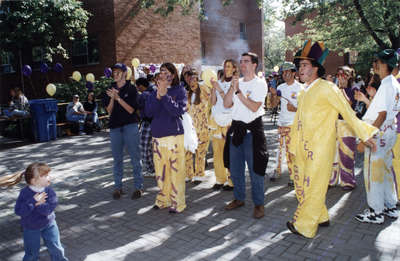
[274,126,294,180]
[330,120,356,188]
[209,116,233,186]
[185,129,210,179]
[392,133,400,201]
[153,135,186,212]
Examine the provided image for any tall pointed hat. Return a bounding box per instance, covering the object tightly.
[294,40,329,67]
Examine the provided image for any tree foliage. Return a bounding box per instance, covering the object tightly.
[282,0,400,54]
[0,0,90,61]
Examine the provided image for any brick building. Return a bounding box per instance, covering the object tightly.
[285,15,349,76]
[0,0,263,103]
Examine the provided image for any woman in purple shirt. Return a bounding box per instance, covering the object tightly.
[145,63,188,213]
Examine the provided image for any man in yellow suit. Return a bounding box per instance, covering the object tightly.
[287,40,378,238]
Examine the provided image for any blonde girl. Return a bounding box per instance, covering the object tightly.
[0,162,68,261]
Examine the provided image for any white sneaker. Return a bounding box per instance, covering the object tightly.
[383,207,399,219]
[355,208,384,224]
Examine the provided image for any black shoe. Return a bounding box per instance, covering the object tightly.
[193,180,202,185]
[131,189,144,200]
[169,209,178,214]
[270,177,276,182]
[153,205,160,210]
[112,189,123,200]
[286,221,303,237]
[288,180,294,187]
[319,220,330,227]
[212,184,224,190]
[222,185,234,191]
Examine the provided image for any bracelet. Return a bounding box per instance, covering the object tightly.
[117,98,121,102]
[235,90,241,95]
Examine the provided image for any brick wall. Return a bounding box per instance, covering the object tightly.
[113,0,201,66]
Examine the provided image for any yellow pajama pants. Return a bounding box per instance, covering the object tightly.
[185,129,210,179]
[274,125,294,180]
[392,133,400,201]
[330,120,357,187]
[209,116,233,186]
[153,135,186,212]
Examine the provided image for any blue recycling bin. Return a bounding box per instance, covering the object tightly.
[29,99,58,142]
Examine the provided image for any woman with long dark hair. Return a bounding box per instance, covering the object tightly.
[144,62,187,213]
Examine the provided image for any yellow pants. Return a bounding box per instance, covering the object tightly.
[275,126,294,180]
[153,135,186,212]
[209,117,233,186]
[330,120,356,187]
[393,133,400,201]
[185,129,210,179]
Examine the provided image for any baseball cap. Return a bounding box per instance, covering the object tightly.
[112,63,127,72]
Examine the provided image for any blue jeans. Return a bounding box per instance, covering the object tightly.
[66,114,85,131]
[229,133,265,206]
[110,123,143,190]
[10,110,30,118]
[23,221,68,261]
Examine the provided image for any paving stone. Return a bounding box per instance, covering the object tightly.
[1,116,400,261]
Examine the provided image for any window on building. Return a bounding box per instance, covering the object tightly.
[240,22,247,40]
[0,51,16,74]
[72,37,100,66]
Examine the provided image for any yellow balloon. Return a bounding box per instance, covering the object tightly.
[126,67,132,80]
[46,83,56,96]
[131,58,140,68]
[273,66,279,72]
[72,71,81,82]
[86,73,95,83]
[201,68,217,88]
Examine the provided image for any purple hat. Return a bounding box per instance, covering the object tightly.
[112,63,127,72]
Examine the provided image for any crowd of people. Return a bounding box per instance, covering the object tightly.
[1,42,400,259]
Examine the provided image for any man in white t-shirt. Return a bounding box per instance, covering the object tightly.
[269,62,302,186]
[355,49,400,224]
[222,52,268,219]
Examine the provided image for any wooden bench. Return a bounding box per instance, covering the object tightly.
[56,101,109,136]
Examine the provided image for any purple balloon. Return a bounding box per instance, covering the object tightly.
[22,65,32,77]
[104,67,112,78]
[40,62,49,73]
[149,64,156,73]
[54,63,63,73]
[276,90,282,97]
[86,81,94,90]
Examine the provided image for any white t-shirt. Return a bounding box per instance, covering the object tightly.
[211,80,232,126]
[363,75,400,126]
[231,77,268,123]
[277,81,302,126]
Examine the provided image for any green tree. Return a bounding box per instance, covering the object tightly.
[282,0,400,74]
[0,0,90,91]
